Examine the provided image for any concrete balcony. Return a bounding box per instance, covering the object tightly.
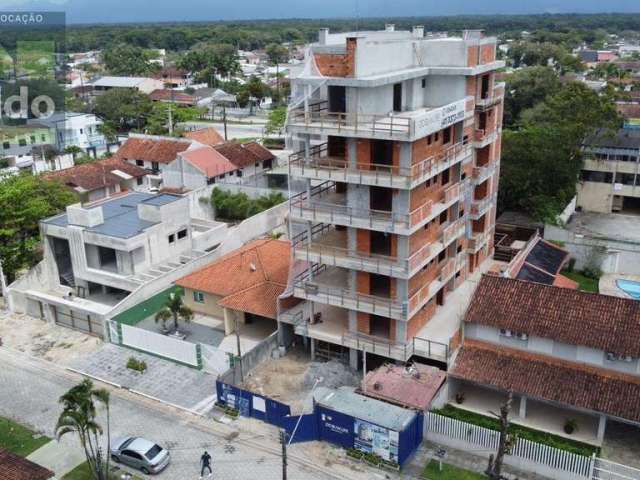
[475,83,505,112]
[473,128,499,149]
[469,194,494,220]
[468,230,492,253]
[472,162,496,184]
[287,97,474,142]
[289,141,472,190]
[293,267,406,320]
[289,181,462,235]
[583,158,638,175]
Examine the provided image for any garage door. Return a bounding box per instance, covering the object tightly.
[53,306,103,337]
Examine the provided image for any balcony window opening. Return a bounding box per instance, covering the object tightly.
[328,85,346,113]
[439,210,448,225]
[137,177,143,186]
[479,112,487,131]
[98,246,117,272]
[370,231,392,256]
[370,274,391,298]
[438,250,447,263]
[151,161,159,172]
[177,229,188,240]
[327,136,346,159]
[481,74,490,99]
[441,168,450,185]
[136,160,144,166]
[427,135,432,145]
[434,132,440,142]
[421,78,427,88]
[443,127,451,144]
[393,83,403,112]
[371,140,393,169]
[370,186,393,212]
[168,234,175,243]
[370,315,391,340]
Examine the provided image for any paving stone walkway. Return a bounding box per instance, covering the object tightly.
[70,343,218,414]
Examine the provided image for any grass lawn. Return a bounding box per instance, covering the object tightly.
[0,416,50,456]
[560,270,599,293]
[62,462,143,480]
[423,460,486,479]
[432,405,598,456]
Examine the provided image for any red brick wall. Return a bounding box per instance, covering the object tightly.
[467,46,479,67]
[409,260,438,295]
[314,38,356,77]
[410,179,445,211]
[356,229,370,254]
[409,222,438,256]
[411,129,450,165]
[356,271,370,294]
[355,139,372,170]
[480,44,496,64]
[406,299,437,340]
[466,77,477,97]
[357,312,370,334]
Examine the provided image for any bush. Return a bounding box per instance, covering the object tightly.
[126,357,147,373]
[432,405,597,456]
[211,188,285,221]
[582,266,602,280]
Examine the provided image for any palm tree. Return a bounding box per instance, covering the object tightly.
[155,292,193,334]
[56,379,111,480]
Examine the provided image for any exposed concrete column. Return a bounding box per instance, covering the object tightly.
[597,415,607,443]
[223,307,234,336]
[519,396,527,419]
[349,347,358,370]
[310,338,316,361]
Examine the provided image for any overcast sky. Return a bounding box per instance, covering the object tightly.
[0,0,637,24]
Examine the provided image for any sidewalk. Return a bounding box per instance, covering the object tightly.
[27,440,85,478]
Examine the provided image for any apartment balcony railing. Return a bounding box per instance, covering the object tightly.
[473,128,498,148]
[475,82,505,111]
[288,140,472,190]
[289,181,460,234]
[472,162,496,184]
[468,230,492,252]
[287,97,474,142]
[470,194,494,220]
[341,332,449,363]
[441,218,466,245]
[293,279,406,319]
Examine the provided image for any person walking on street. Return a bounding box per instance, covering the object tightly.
[200,450,212,479]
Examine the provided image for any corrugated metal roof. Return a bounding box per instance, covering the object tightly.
[314,386,416,432]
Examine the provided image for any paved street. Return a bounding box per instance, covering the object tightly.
[183,121,274,141]
[0,347,337,480]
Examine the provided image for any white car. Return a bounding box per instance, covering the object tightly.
[110,436,170,475]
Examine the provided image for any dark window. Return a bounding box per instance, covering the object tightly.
[168,234,175,243]
[393,83,403,112]
[434,132,439,142]
[236,170,243,177]
[2,142,10,149]
[441,168,450,185]
[79,128,84,134]
[439,210,448,224]
[421,78,427,88]
[443,128,451,144]
[151,161,159,171]
[459,209,465,218]
[30,136,36,144]
[580,170,612,183]
[457,244,462,253]
[18,139,27,146]
[136,160,144,166]
[427,135,432,145]
[438,250,446,262]
[177,229,187,239]
[255,162,259,168]
[136,177,143,186]
[41,135,46,142]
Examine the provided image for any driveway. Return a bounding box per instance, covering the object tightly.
[601,419,640,469]
[70,344,217,415]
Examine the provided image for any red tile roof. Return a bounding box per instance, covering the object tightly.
[465,275,640,357]
[360,363,446,410]
[214,142,275,168]
[44,157,147,192]
[180,146,237,178]
[183,127,225,147]
[0,449,54,480]
[451,341,640,423]
[114,137,191,164]
[148,89,196,105]
[176,239,291,319]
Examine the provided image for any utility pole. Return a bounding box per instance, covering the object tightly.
[234,316,243,383]
[486,391,514,480]
[280,429,288,480]
[223,104,228,141]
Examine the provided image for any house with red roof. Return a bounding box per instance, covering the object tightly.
[447,274,640,446]
[176,239,292,337]
[0,449,54,480]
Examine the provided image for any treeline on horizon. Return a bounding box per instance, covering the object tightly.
[60,13,640,52]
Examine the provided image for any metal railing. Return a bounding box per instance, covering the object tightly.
[341,332,449,362]
[289,140,472,189]
[470,195,493,218]
[289,100,413,138]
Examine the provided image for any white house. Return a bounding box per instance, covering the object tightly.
[29,112,109,157]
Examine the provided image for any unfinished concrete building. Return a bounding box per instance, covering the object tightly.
[279,26,504,368]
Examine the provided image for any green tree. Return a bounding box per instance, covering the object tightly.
[93,88,154,133]
[155,292,193,333]
[503,66,562,127]
[102,43,160,76]
[56,379,111,480]
[177,43,240,86]
[145,103,206,136]
[0,174,76,283]
[265,106,286,136]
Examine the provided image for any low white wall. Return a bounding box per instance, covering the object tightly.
[121,324,199,367]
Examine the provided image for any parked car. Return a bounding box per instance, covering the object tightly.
[110,436,170,474]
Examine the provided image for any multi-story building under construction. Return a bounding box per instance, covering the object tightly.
[279,25,505,369]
